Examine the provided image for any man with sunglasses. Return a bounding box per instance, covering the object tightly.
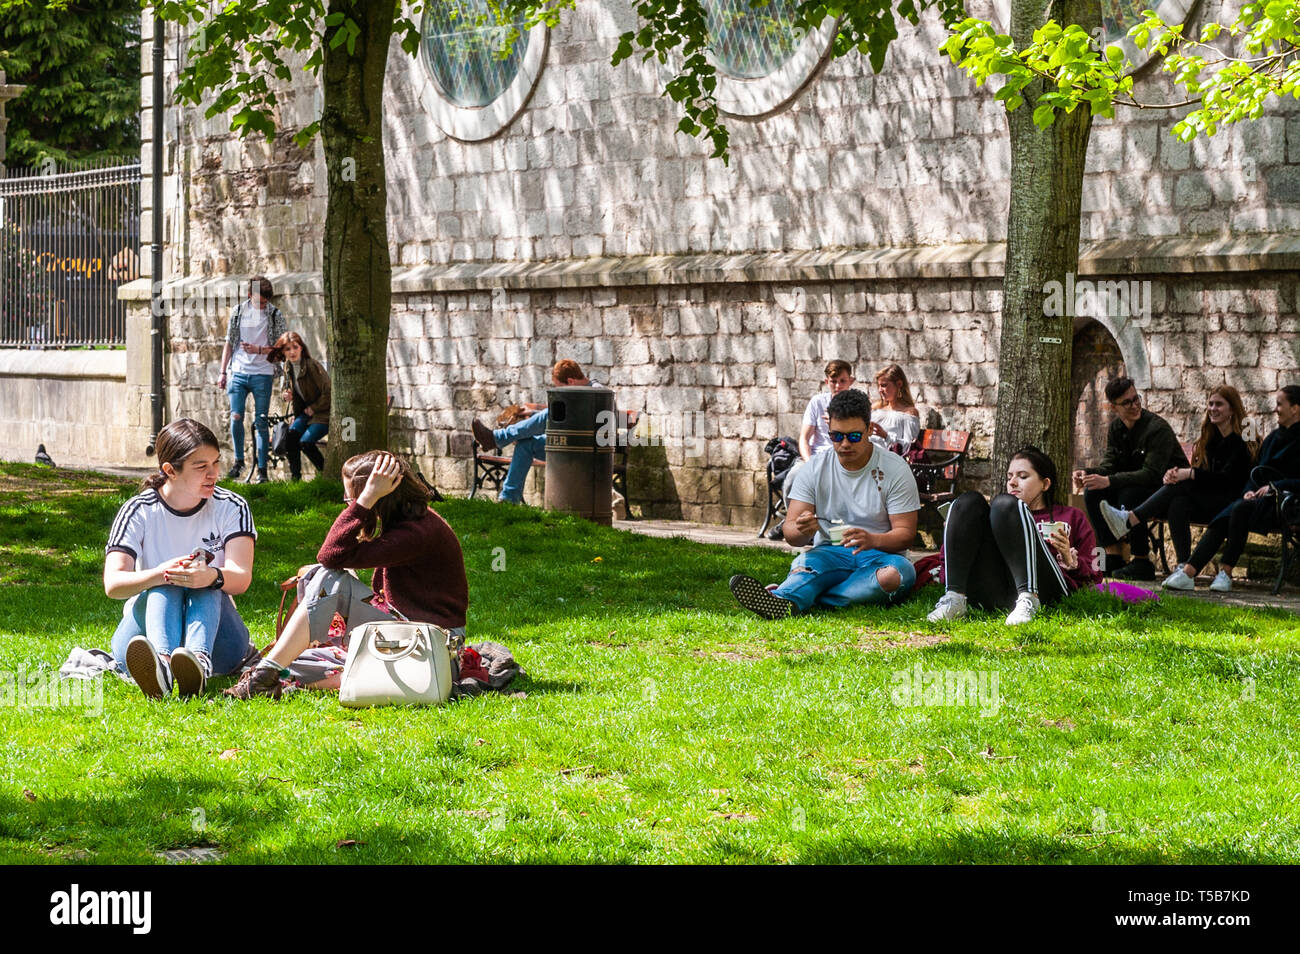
[730,388,920,619]
[1072,376,1188,579]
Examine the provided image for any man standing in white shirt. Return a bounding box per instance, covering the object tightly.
[732,388,921,619]
[217,275,288,484]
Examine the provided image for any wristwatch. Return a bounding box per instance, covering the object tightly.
[208,567,225,590]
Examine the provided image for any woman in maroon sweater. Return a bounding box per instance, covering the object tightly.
[227,450,468,700]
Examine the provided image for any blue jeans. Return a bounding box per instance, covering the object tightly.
[286,414,328,476]
[228,372,274,469]
[495,410,548,503]
[111,590,252,675]
[773,545,916,612]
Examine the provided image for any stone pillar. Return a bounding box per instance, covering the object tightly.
[0,69,27,175]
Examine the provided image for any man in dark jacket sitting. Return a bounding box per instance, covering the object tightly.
[1073,376,1189,579]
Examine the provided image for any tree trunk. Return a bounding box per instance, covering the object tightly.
[321,0,398,477]
[992,0,1100,476]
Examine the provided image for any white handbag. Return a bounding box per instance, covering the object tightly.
[339,621,456,708]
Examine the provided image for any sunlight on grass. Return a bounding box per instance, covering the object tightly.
[0,462,1298,863]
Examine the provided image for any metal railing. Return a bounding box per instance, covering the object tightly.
[0,159,141,348]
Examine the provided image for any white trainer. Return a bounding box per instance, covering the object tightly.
[1098,500,1132,541]
[927,591,968,622]
[1005,592,1041,625]
[1209,570,1233,592]
[1162,568,1195,590]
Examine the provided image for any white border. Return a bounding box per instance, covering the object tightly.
[416,20,549,143]
[714,16,838,118]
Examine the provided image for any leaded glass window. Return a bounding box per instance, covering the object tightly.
[421,0,530,108]
[704,0,804,80]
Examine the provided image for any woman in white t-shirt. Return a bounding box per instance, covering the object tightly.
[871,363,921,457]
[217,276,288,484]
[104,419,257,699]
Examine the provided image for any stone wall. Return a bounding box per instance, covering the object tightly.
[114,2,1300,524]
[0,349,152,471]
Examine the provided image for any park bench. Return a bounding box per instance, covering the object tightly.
[470,409,638,513]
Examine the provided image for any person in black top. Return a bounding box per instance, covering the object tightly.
[1162,385,1300,592]
[1099,385,1256,579]
[1073,377,1189,577]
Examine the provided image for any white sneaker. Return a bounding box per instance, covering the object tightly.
[1005,592,1041,625]
[927,591,968,622]
[1209,570,1233,592]
[1099,500,1132,541]
[1162,568,1195,590]
[125,636,172,699]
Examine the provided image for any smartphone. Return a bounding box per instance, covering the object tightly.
[188,548,214,568]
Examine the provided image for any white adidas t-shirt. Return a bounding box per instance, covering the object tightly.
[787,444,920,546]
[105,487,256,570]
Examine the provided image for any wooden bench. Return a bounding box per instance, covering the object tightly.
[910,429,971,527]
[471,410,638,513]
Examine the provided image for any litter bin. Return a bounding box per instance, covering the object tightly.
[544,385,615,525]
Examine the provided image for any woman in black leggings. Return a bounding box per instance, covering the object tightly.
[926,446,1102,625]
[1162,385,1300,592]
[1099,385,1255,578]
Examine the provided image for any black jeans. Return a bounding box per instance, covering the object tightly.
[943,492,1071,611]
[1187,497,1279,572]
[1130,482,1236,566]
[1084,483,1160,552]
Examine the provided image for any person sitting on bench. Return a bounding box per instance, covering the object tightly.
[471,359,596,503]
[730,388,920,619]
[1096,385,1255,577]
[1158,385,1300,592]
[1072,376,1188,579]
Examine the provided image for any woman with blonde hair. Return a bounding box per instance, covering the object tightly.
[1100,385,1257,579]
[870,363,921,456]
[226,450,467,700]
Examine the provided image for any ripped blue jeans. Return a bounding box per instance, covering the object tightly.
[773,545,916,612]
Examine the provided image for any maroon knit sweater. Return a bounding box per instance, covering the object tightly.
[317,503,468,629]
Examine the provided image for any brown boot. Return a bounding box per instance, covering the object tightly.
[223,665,283,701]
[471,419,498,453]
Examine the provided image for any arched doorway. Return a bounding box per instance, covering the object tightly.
[1071,319,1125,474]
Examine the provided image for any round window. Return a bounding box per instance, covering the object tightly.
[700,1,837,117]
[418,1,548,141]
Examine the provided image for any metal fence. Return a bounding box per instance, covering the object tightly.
[0,159,141,348]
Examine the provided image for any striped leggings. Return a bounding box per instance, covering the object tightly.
[943,492,1071,611]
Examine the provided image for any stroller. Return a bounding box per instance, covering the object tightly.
[757,436,801,539]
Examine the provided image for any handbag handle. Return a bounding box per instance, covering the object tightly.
[367,626,428,662]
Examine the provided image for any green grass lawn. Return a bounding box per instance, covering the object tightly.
[1,461,1298,864]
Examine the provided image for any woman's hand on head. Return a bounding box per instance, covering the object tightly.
[356,453,403,509]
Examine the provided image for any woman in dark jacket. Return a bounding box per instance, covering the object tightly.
[1161,385,1300,592]
[273,332,331,480]
[1100,385,1256,577]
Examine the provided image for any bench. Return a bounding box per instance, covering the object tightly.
[471,410,638,514]
[910,429,971,527]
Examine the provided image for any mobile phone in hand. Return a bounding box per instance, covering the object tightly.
[188,548,214,568]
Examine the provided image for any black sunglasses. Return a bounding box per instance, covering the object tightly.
[829,430,864,443]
